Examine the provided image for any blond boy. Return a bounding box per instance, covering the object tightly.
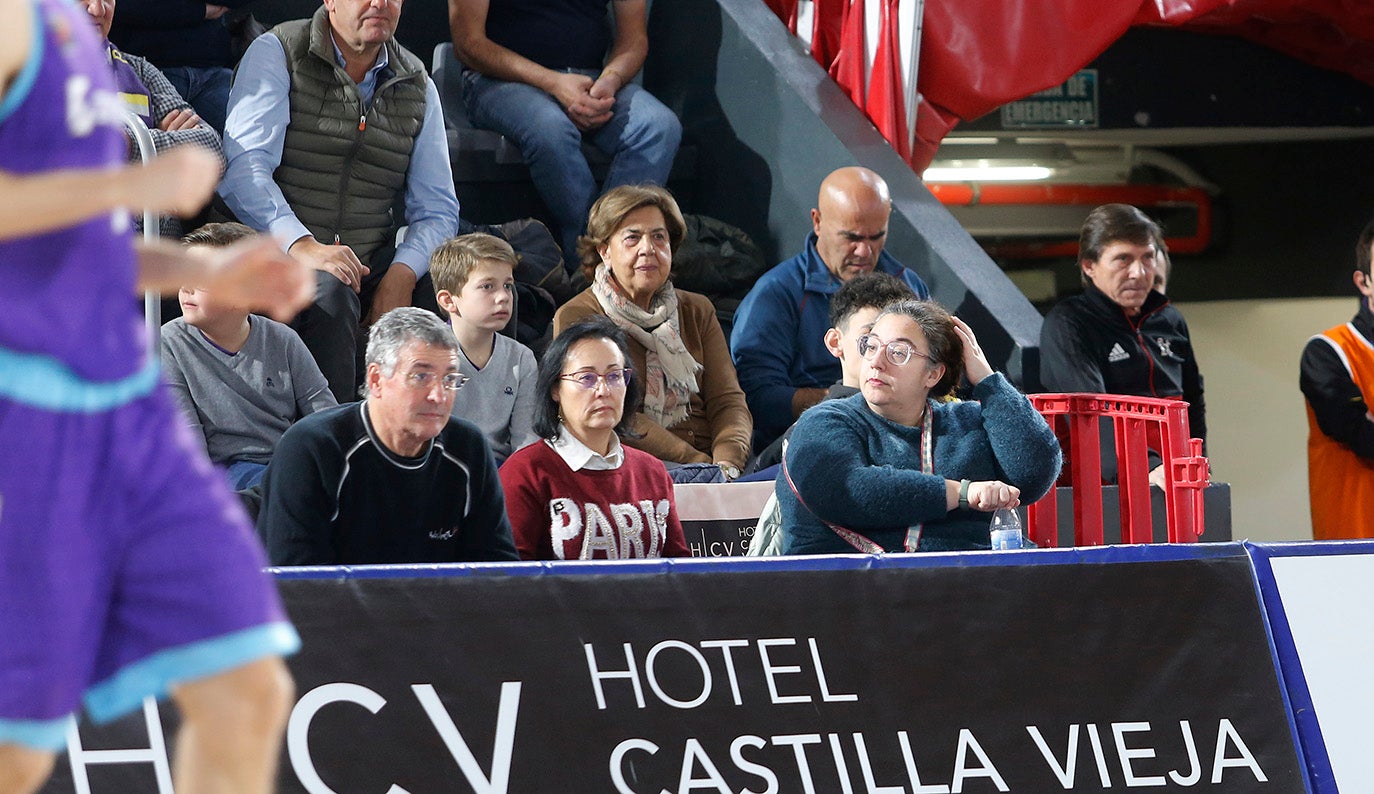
[431,233,539,463]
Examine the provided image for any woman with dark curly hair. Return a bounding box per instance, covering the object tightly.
[779,300,1061,553]
[499,317,689,560]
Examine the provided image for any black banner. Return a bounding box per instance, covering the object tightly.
[43,548,1304,793]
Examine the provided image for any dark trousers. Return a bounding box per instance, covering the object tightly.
[294,268,443,403]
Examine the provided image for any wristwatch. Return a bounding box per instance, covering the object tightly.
[718,463,742,481]
[958,479,971,509]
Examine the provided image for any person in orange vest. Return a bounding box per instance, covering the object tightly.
[1301,218,1374,539]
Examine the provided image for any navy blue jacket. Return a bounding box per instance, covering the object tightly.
[730,233,928,450]
[259,402,519,566]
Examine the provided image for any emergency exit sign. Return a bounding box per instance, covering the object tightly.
[1001,69,1099,129]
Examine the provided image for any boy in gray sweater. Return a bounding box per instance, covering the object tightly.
[431,233,539,464]
[161,223,336,488]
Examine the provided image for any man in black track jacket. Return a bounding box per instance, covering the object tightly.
[1039,204,1205,486]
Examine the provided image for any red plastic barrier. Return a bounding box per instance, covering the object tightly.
[1028,393,1208,547]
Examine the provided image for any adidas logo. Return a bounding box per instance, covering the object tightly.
[1107,343,1129,363]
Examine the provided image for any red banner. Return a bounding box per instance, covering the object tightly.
[789,0,1374,169]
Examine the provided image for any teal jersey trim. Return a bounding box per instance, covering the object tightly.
[0,348,159,412]
[0,714,70,752]
[84,622,301,724]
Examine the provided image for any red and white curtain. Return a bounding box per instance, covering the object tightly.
[768,0,1374,173]
[784,0,924,167]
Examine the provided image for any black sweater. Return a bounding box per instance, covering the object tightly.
[109,0,251,69]
[258,402,518,566]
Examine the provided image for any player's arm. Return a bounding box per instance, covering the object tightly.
[0,6,223,240]
[0,143,218,241]
[136,235,312,324]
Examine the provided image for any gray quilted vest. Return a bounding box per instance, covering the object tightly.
[271,8,427,267]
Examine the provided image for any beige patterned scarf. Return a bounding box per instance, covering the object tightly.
[591,263,702,428]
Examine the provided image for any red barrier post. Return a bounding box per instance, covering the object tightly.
[1027,394,1208,547]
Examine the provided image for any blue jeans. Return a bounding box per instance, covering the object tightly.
[162,66,233,134]
[461,68,682,271]
[225,460,267,491]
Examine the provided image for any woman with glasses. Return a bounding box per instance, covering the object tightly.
[779,300,1061,553]
[552,185,752,480]
[500,318,689,560]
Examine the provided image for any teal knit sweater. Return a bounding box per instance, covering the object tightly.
[778,373,1062,553]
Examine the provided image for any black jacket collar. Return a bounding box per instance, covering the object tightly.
[1353,297,1374,343]
[1080,281,1170,327]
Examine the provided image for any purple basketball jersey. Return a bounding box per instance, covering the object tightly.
[0,0,144,382]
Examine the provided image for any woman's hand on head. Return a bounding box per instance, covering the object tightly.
[969,480,1021,511]
[952,316,994,386]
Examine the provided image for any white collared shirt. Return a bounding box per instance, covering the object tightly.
[545,425,624,472]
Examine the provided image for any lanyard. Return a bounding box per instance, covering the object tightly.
[782,400,935,554]
[902,400,936,552]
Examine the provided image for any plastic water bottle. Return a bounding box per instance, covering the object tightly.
[989,508,1024,550]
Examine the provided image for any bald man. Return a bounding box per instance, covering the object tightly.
[730,167,929,451]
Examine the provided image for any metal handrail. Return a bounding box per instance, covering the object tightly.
[120,107,162,348]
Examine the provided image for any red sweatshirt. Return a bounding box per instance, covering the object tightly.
[499,440,689,560]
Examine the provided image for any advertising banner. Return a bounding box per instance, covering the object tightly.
[674,481,773,557]
[1249,540,1374,794]
[41,546,1306,793]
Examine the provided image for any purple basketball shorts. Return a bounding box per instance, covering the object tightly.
[0,370,299,750]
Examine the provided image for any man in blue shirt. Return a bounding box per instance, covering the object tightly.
[730,166,929,451]
[220,0,460,401]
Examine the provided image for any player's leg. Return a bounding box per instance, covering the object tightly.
[0,391,117,794]
[0,745,56,794]
[84,389,298,790]
[169,656,294,794]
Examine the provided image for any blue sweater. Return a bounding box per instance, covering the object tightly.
[730,233,928,450]
[778,374,1062,553]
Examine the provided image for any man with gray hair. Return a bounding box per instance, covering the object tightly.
[258,307,518,565]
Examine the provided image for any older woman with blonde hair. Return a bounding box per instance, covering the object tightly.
[552,185,752,479]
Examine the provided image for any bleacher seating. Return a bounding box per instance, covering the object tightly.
[430,42,697,226]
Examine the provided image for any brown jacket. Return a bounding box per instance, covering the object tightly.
[554,288,752,469]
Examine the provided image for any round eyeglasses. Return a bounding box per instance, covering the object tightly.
[404,371,469,392]
[559,369,632,391]
[856,334,932,366]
